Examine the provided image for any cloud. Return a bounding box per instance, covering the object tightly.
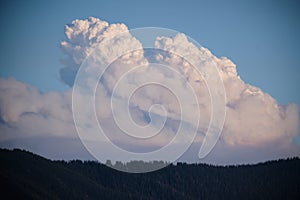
[0,17,299,163]
[0,78,74,140]
[153,33,299,148]
[60,17,133,86]
[0,78,89,160]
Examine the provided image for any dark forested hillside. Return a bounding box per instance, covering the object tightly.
[0,148,299,200]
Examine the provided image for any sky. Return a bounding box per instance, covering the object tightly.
[0,0,299,166]
[1,0,299,105]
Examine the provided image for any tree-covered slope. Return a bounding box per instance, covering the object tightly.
[0,148,299,199]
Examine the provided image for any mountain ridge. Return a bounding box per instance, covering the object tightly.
[0,148,299,199]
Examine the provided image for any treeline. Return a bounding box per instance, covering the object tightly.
[0,148,300,199]
[104,160,168,172]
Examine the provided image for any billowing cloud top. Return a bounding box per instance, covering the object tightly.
[0,17,299,164]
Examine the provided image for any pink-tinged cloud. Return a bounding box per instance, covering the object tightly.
[0,17,299,164]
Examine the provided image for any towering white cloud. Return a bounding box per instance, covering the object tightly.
[0,17,298,163]
[153,33,299,147]
[60,17,139,86]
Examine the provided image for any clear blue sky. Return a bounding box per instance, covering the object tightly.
[0,0,299,106]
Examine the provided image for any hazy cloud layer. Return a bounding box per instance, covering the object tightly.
[0,78,74,139]
[0,17,299,163]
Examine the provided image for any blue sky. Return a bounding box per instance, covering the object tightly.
[0,0,299,106]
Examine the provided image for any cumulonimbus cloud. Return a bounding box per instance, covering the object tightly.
[0,17,299,163]
[60,17,130,86]
[153,33,299,147]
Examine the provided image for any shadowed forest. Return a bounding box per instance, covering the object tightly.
[0,148,299,199]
